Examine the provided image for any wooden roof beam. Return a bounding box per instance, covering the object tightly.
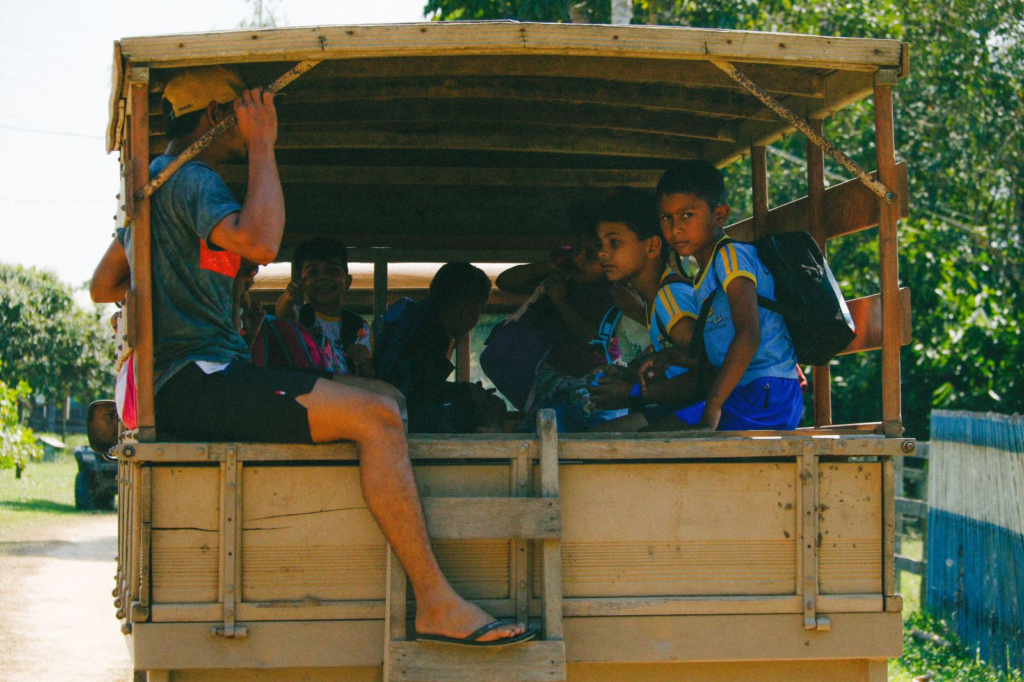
[263,76,779,122]
[119,22,905,73]
[153,125,705,159]
[219,166,663,187]
[150,99,738,142]
[150,56,827,99]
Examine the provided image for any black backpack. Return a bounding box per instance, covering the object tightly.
[692,232,856,367]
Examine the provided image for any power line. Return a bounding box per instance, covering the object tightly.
[0,196,111,206]
[0,122,103,140]
[0,37,108,80]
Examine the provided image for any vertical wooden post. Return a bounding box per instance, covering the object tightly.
[456,335,471,383]
[537,410,563,641]
[882,458,897,606]
[874,82,903,437]
[373,250,389,321]
[806,118,832,427]
[128,68,156,442]
[750,145,769,239]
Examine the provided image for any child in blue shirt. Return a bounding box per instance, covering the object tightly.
[587,188,705,431]
[654,161,803,431]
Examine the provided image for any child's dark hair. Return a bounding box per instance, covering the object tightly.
[430,262,492,308]
[656,160,728,209]
[292,237,349,280]
[594,187,667,261]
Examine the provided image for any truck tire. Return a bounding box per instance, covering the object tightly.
[75,472,93,511]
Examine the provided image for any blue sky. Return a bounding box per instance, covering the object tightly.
[0,0,428,288]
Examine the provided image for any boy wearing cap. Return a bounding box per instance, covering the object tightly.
[90,66,531,646]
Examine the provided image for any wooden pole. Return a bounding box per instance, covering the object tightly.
[874,82,903,437]
[711,60,896,205]
[129,68,156,443]
[806,117,832,427]
[456,335,471,383]
[750,146,769,239]
[136,60,322,202]
[372,251,389,321]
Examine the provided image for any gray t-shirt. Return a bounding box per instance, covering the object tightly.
[118,155,249,394]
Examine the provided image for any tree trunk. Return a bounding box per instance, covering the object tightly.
[611,0,632,24]
[46,399,57,433]
[61,387,70,443]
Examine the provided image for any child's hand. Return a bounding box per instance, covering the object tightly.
[542,275,569,304]
[344,343,372,376]
[638,349,684,391]
[589,377,635,410]
[697,403,722,431]
[283,279,305,304]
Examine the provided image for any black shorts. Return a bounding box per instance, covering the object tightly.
[155,362,333,443]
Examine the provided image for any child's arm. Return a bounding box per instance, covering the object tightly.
[273,279,303,320]
[545,276,600,345]
[90,239,131,303]
[700,278,760,430]
[495,261,560,294]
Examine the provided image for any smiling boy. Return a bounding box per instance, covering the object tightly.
[275,237,373,376]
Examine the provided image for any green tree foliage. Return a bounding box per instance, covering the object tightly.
[239,0,285,29]
[423,0,1024,436]
[0,366,42,471]
[0,264,113,415]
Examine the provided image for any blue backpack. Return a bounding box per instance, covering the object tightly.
[371,298,429,396]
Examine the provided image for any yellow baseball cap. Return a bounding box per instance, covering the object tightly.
[162,65,247,120]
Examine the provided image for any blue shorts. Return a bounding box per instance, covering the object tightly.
[675,376,804,431]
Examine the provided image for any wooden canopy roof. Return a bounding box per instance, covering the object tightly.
[108,21,908,257]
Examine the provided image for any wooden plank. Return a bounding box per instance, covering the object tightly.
[107,40,124,153]
[818,462,883,595]
[895,497,927,519]
[246,124,707,160]
[270,75,778,121]
[373,254,388,321]
[839,287,912,356]
[455,335,470,383]
[139,465,152,614]
[562,612,903,662]
[222,165,665,188]
[386,547,408,642]
[122,23,903,71]
[126,433,911,463]
[875,84,903,436]
[257,98,740,141]
[128,68,156,442]
[388,640,567,682]
[882,459,897,605]
[750,146,768,239]
[807,117,832,428]
[513,444,530,623]
[724,161,909,243]
[895,555,925,576]
[150,603,222,622]
[538,410,564,643]
[799,443,818,629]
[130,612,902,668]
[422,498,560,540]
[565,595,800,616]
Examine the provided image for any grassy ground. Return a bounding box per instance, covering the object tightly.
[889,538,1023,682]
[0,432,111,542]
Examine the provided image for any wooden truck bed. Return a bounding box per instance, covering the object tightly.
[116,431,910,681]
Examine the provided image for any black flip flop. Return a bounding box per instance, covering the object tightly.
[416,620,539,647]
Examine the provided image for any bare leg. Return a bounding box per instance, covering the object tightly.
[296,378,525,642]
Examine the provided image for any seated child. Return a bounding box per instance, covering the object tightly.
[587,188,705,431]
[654,160,803,431]
[274,237,372,377]
[374,262,506,434]
[494,216,648,432]
[235,260,341,373]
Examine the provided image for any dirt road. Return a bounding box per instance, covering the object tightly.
[0,514,133,682]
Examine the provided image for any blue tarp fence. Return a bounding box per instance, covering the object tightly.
[926,410,1024,673]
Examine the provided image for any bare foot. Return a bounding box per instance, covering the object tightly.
[415,594,527,643]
